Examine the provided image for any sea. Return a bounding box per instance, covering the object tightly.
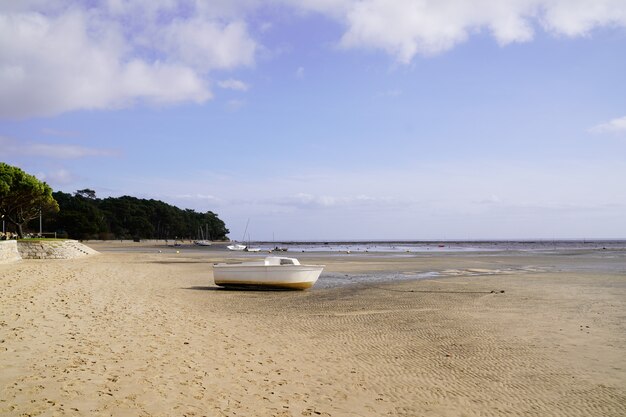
[223,240,626,288]
[244,239,626,253]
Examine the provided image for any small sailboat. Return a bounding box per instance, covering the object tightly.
[228,219,250,251]
[213,256,324,290]
[271,233,287,252]
[194,224,212,246]
[227,243,247,251]
[244,233,261,252]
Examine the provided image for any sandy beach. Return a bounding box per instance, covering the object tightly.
[1,242,625,416]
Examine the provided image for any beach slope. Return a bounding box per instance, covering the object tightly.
[1,249,625,416]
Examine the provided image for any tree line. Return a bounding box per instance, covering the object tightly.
[1,163,229,240]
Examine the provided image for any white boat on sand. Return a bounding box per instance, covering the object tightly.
[227,243,247,251]
[213,256,324,290]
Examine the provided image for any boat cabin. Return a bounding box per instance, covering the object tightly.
[264,256,301,265]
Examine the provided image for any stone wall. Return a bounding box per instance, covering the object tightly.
[16,240,99,260]
[0,240,21,263]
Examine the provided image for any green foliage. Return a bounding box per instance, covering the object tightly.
[0,162,59,237]
[44,191,229,240]
[49,191,107,239]
[1,164,228,240]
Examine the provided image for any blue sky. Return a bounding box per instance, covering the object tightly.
[1,0,626,240]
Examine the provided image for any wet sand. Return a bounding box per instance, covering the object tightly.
[1,243,625,416]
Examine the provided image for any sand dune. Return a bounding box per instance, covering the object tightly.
[1,247,625,416]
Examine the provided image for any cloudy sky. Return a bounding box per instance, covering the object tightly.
[2,0,625,240]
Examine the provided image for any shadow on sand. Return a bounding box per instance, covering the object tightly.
[149,260,213,264]
[183,285,297,292]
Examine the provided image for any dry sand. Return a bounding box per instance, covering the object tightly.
[1,243,625,416]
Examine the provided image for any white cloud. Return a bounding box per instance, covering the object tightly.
[0,2,255,119]
[284,0,626,62]
[2,0,625,119]
[589,115,626,134]
[38,168,75,185]
[271,192,397,209]
[26,144,117,159]
[0,137,117,159]
[218,79,250,91]
[159,18,256,72]
[541,0,626,37]
[226,99,247,111]
[41,128,81,138]
[475,194,503,205]
[259,21,273,32]
[175,193,223,204]
[339,0,474,61]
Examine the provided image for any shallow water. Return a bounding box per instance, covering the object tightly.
[256,240,626,253]
[317,271,445,289]
[315,266,564,289]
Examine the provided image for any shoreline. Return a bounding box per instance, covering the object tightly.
[81,238,626,245]
[1,247,625,416]
[81,238,626,254]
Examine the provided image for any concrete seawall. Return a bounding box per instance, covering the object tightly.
[0,240,98,262]
[0,240,21,263]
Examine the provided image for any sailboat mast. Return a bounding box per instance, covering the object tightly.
[242,218,250,242]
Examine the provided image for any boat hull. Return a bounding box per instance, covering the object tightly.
[213,265,323,290]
